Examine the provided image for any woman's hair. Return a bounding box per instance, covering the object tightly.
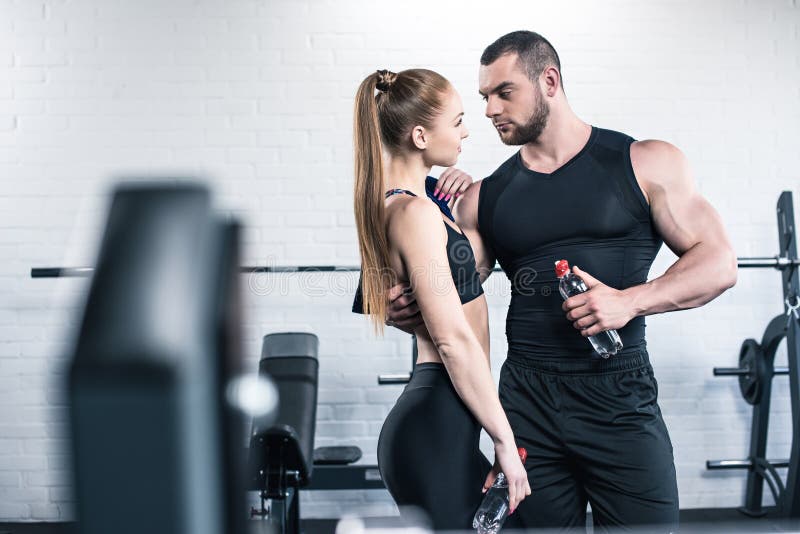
[353,68,451,333]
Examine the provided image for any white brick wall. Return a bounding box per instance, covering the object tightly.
[1,0,799,521]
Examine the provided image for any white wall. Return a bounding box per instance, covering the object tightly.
[1,0,799,521]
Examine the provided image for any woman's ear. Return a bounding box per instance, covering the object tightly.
[411,125,427,150]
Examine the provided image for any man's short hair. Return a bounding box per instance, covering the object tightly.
[481,31,562,87]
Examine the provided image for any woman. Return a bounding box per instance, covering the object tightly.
[353,68,530,529]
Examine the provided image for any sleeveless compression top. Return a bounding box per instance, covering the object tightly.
[478,126,663,358]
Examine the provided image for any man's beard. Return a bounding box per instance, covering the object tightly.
[499,88,550,146]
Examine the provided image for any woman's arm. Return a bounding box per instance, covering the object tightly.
[388,198,529,508]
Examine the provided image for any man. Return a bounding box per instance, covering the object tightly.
[385,31,737,531]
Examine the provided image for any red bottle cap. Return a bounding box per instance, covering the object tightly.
[554,259,570,278]
[518,447,527,463]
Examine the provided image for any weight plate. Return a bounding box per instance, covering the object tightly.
[739,338,765,405]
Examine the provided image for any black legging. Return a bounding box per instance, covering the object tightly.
[377,362,492,530]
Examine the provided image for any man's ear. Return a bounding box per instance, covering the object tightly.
[541,66,561,97]
[411,125,427,150]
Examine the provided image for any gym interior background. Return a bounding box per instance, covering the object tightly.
[1,0,799,527]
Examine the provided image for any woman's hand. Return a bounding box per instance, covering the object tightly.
[434,168,474,206]
[484,441,531,514]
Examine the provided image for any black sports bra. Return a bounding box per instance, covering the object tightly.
[385,189,483,305]
[351,189,484,314]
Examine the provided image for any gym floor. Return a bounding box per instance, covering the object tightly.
[2,509,800,534]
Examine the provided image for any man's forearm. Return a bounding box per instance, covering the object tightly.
[626,241,738,317]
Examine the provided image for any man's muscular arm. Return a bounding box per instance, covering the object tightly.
[454,180,497,283]
[564,140,738,337]
[627,140,738,314]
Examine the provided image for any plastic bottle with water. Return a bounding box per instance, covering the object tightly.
[472,447,527,534]
[554,259,622,358]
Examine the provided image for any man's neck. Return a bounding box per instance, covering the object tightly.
[519,112,592,174]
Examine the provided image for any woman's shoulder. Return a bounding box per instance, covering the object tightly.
[387,195,440,223]
[386,196,445,243]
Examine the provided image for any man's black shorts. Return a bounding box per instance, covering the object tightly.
[499,348,679,532]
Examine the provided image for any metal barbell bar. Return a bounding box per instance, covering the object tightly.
[28,255,800,279]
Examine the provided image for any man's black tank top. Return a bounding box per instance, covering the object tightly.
[478,127,662,359]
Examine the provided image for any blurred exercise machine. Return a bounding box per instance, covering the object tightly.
[68,183,249,534]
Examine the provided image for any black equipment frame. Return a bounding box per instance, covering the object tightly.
[709,191,800,518]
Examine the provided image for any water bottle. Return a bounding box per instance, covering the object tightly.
[554,259,622,358]
[472,447,528,534]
